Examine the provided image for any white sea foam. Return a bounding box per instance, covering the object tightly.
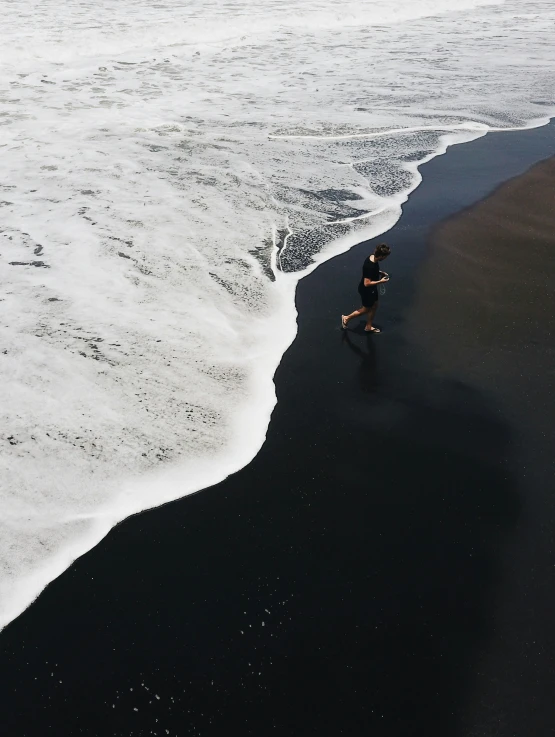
[1,0,554,629]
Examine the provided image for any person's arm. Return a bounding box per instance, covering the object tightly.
[364,276,388,287]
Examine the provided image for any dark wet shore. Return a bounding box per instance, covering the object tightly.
[2,122,555,737]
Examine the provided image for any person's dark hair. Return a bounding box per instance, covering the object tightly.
[374,243,391,260]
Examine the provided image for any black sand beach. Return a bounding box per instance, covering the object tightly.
[2,123,555,737]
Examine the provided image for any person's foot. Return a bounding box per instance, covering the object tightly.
[341,315,348,329]
[364,326,381,333]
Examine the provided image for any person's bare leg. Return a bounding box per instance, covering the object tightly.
[364,303,379,332]
[342,306,368,328]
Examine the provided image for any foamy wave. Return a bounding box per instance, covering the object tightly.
[3,0,504,65]
[1,0,555,629]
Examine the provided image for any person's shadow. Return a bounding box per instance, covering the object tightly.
[342,330,379,393]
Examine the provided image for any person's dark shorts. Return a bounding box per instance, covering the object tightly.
[358,284,378,308]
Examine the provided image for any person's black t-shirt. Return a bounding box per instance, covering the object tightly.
[362,257,380,284]
[357,257,380,306]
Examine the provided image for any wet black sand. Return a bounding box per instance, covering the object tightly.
[2,123,555,737]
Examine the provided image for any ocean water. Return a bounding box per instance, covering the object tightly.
[1,0,554,629]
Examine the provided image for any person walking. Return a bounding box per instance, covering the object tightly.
[341,243,391,333]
